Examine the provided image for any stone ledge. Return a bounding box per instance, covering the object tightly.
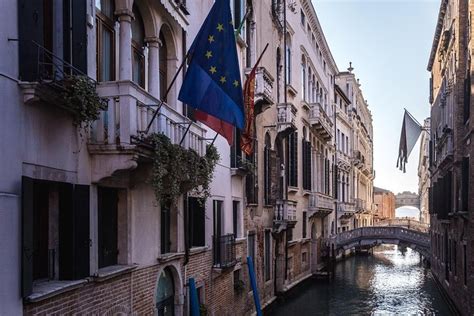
[157,252,185,264]
[94,264,137,282]
[27,279,88,303]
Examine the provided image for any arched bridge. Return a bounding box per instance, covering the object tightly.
[330,226,430,258]
[374,218,429,233]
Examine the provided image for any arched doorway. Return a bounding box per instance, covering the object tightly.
[156,267,174,316]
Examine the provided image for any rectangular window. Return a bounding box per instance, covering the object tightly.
[96,2,116,82]
[302,252,307,263]
[232,200,241,238]
[288,131,298,187]
[453,239,457,276]
[464,73,471,123]
[21,177,90,297]
[461,157,469,212]
[302,211,307,238]
[464,244,467,286]
[302,140,311,191]
[213,200,223,238]
[287,227,293,242]
[264,230,271,281]
[98,187,119,268]
[248,232,256,264]
[188,197,205,248]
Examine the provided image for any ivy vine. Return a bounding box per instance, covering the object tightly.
[148,133,220,206]
[62,75,108,126]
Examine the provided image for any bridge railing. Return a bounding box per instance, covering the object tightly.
[374,218,429,233]
[331,227,430,249]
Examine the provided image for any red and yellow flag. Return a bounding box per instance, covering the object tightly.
[241,44,269,155]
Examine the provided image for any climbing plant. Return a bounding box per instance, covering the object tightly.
[62,75,108,125]
[148,133,220,206]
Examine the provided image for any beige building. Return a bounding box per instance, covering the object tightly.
[417,118,430,224]
[337,70,376,228]
[373,187,396,222]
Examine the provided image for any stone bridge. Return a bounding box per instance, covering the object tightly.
[395,191,420,209]
[330,226,430,258]
[374,218,429,233]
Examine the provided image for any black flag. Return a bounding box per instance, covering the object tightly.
[397,109,422,172]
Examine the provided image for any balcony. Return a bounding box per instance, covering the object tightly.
[254,67,275,114]
[337,152,351,171]
[338,203,355,220]
[309,102,333,141]
[212,234,236,269]
[274,199,297,230]
[277,103,297,136]
[308,192,334,218]
[355,198,367,213]
[353,150,366,168]
[87,81,206,181]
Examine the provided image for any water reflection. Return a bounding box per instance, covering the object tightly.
[270,245,452,315]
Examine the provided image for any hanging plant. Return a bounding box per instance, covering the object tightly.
[62,75,108,126]
[148,133,220,206]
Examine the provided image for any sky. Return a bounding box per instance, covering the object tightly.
[312,0,440,194]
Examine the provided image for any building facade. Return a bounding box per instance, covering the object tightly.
[336,70,376,229]
[0,0,376,314]
[427,0,474,314]
[418,118,431,224]
[373,187,396,222]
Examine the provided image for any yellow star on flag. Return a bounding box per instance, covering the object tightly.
[205,51,213,59]
[209,66,217,74]
[233,80,239,87]
[208,35,215,43]
[217,23,224,32]
[220,76,227,84]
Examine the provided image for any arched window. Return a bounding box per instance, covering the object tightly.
[276,47,281,102]
[96,0,115,81]
[156,267,174,316]
[301,56,306,101]
[159,31,168,102]
[132,5,145,88]
[312,75,316,103]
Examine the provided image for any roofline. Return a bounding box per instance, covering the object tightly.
[301,0,339,74]
[335,84,351,104]
[427,0,448,71]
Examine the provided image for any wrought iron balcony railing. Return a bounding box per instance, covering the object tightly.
[212,234,236,268]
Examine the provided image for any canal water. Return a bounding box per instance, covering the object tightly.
[269,245,453,315]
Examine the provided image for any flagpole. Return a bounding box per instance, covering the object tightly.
[145,50,192,134]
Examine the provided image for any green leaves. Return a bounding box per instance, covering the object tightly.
[148,133,220,206]
[62,75,108,125]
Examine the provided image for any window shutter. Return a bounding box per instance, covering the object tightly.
[71,0,87,72]
[462,157,469,212]
[18,0,44,81]
[334,164,338,199]
[21,176,35,297]
[264,146,270,205]
[269,149,278,204]
[288,132,298,187]
[58,182,74,280]
[73,185,90,279]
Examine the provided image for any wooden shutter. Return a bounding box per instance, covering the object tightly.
[269,150,279,204]
[21,176,35,297]
[73,185,90,279]
[71,0,87,72]
[264,146,270,204]
[462,158,469,212]
[18,0,44,81]
[334,164,338,199]
[288,132,298,187]
[58,182,74,280]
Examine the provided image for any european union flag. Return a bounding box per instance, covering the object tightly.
[178,0,244,129]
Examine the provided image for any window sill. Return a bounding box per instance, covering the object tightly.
[235,237,247,244]
[157,252,185,264]
[287,240,297,246]
[27,279,88,303]
[190,246,209,255]
[301,238,311,244]
[288,186,298,193]
[94,264,137,282]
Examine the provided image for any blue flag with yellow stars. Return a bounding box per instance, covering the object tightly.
[178,0,244,129]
